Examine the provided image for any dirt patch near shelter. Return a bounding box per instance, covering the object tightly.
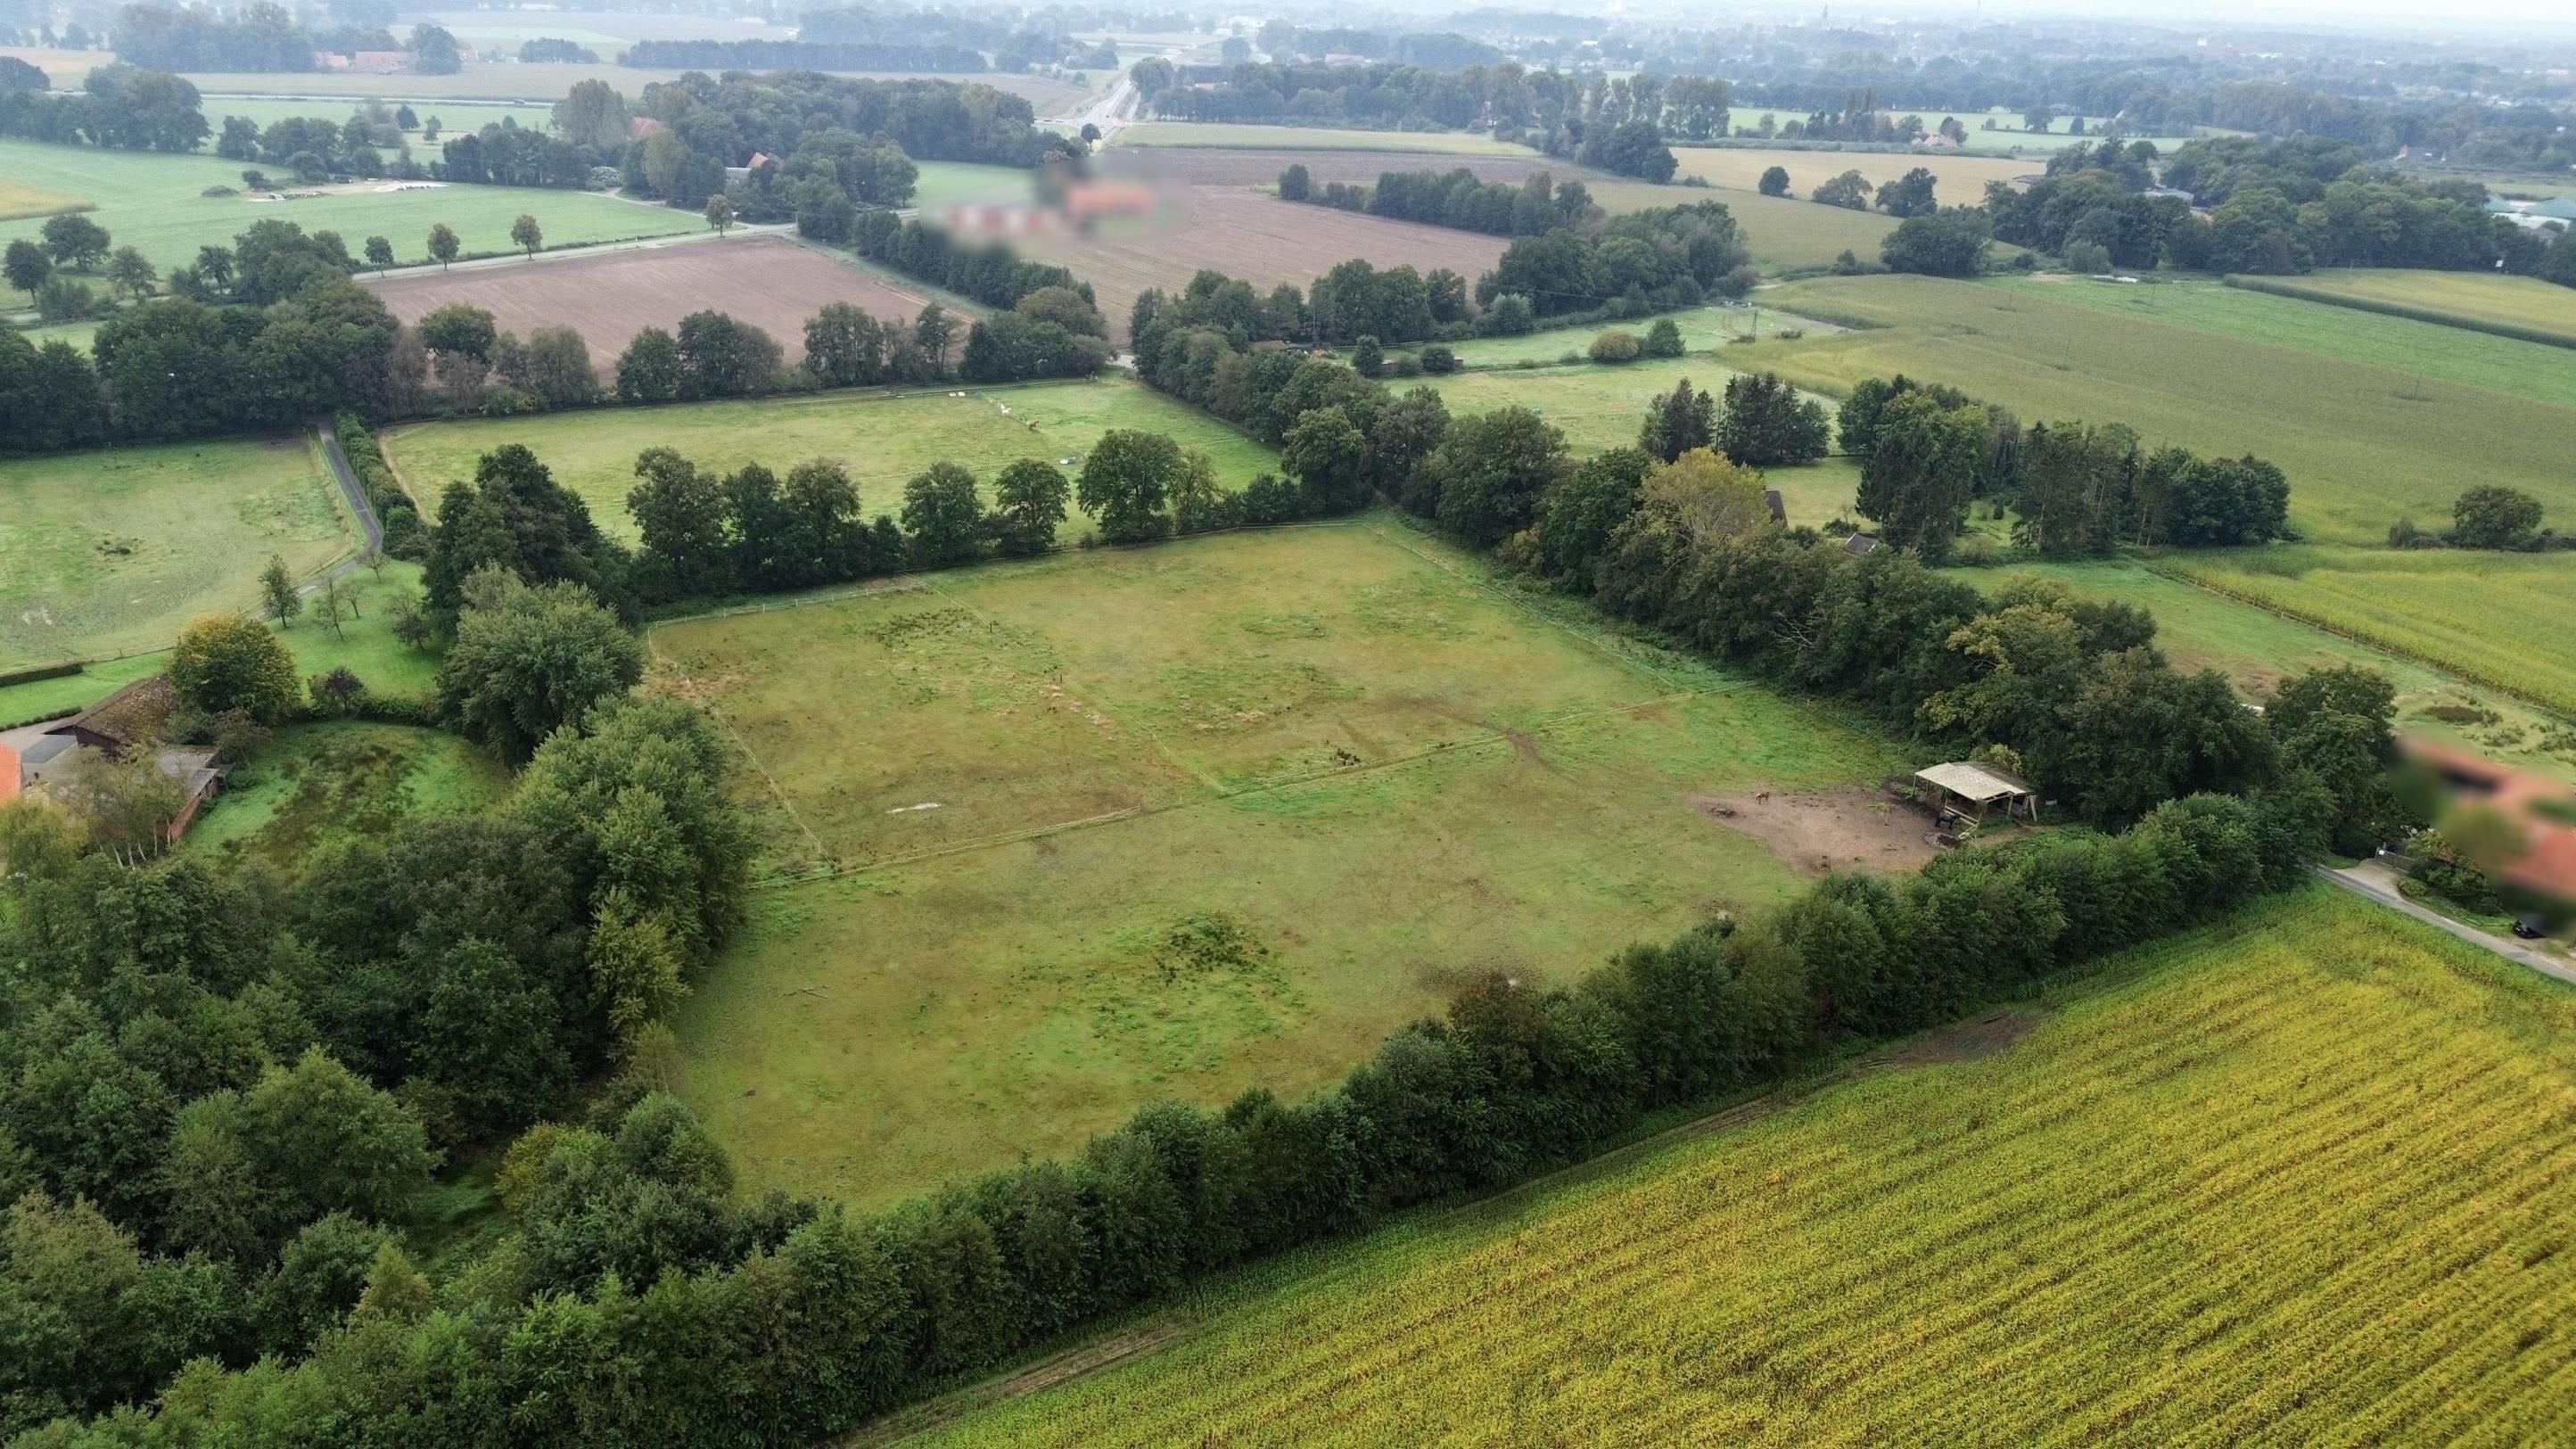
[1690,786,1939,876]
[366,235,937,375]
[1013,187,1509,343]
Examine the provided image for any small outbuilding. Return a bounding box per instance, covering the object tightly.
[1913,761,2039,827]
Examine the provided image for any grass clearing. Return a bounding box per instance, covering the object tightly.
[0,174,86,222]
[1586,179,1897,272]
[661,521,1909,1204]
[385,376,1275,547]
[1670,145,2032,200]
[182,720,508,869]
[199,96,553,142]
[273,560,444,700]
[907,162,1041,213]
[0,137,701,276]
[919,887,2576,1446]
[1990,275,2576,411]
[1115,124,1539,156]
[0,435,350,668]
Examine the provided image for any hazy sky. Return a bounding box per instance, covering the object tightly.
[1930,0,2576,33]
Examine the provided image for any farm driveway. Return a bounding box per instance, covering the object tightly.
[2318,862,2576,984]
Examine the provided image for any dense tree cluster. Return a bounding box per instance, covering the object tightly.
[1477,200,1757,321]
[0,682,752,1439]
[1285,165,1597,238]
[1835,375,2293,556]
[0,63,210,151]
[820,209,1094,312]
[1879,208,1995,277]
[1150,60,1721,144]
[1990,135,2554,278]
[111,2,313,71]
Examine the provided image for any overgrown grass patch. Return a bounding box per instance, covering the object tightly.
[183,719,509,869]
[660,521,1908,1205]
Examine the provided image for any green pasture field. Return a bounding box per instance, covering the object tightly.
[923,888,2576,1446]
[906,161,1040,213]
[1434,303,1802,368]
[183,720,509,869]
[8,321,102,353]
[1757,274,2576,546]
[2159,547,2576,720]
[169,62,699,103]
[2231,268,2576,345]
[1114,123,1539,156]
[199,95,553,142]
[383,375,1277,547]
[0,137,701,276]
[1992,559,2576,782]
[1582,179,1898,272]
[660,520,1909,1204]
[1988,275,2576,411]
[0,436,351,669]
[1670,144,2033,200]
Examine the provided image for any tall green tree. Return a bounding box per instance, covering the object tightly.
[436,579,644,762]
[901,462,985,566]
[1856,391,1987,562]
[989,459,1069,558]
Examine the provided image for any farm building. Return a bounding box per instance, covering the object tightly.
[0,676,222,842]
[1913,761,2039,827]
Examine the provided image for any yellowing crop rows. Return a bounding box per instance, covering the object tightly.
[921,888,2576,1446]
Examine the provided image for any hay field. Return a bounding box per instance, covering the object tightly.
[0,436,349,667]
[0,137,700,276]
[0,175,86,222]
[366,235,939,375]
[1584,180,1898,272]
[923,887,2576,1447]
[1670,145,2032,199]
[383,375,1273,545]
[1115,124,1538,156]
[660,521,1908,1203]
[1013,188,1508,342]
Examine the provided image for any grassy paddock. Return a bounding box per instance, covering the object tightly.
[920,887,2576,1446]
[1669,145,2032,200]
[661,521,1907,1204]
[383,376,1277,545]
[0,436,350,668]
[0,137,701,276]
[1584,179,1897,273]
[199,96,554,143]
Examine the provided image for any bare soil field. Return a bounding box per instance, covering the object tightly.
[366,235,939,373]
[1015,188,1508,342]
[1688,787,1942,875]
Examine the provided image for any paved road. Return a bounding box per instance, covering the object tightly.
[2316,862,2576,986]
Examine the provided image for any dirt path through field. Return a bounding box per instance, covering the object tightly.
[1690,786,1941,875]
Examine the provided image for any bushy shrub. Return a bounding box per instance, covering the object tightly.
[1588,329,1642,363]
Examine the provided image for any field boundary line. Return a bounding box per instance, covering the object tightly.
[647,637,829,868]
[2141,563,2576,722]
[1358,519,1693,694]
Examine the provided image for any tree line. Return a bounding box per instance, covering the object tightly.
[1835,375,2294,559]
[0,212,1112,458]
[1279,163,1598,239]
[0,62,209,152]
[618,38,986,71]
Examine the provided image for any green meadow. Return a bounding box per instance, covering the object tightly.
[0,136,699,276]
[661,521,1908,1204]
